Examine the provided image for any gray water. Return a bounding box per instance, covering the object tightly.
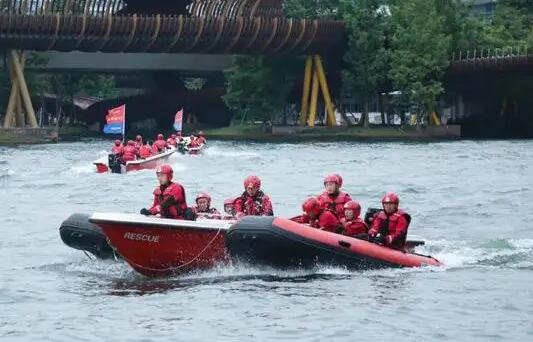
[1,140,532,341]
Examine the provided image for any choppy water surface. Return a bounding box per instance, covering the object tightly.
[1,139,532,341]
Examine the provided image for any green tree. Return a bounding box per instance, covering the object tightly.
[388,0,451,126]
[223,56,297,122]
[341,0,389,127]
[284,0,340,19]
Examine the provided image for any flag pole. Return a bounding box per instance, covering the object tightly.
[122,104,126,144]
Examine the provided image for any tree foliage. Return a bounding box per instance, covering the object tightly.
[340,0,389,127]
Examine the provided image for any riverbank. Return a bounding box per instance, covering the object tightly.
[204,124,462,141]
[0,126,101,146]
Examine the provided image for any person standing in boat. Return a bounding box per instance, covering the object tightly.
[140,165,193,220]
[318,174,352,219]
[122,140,137,163]
[368,192,410,249]
[292,197,342,233]
[341,200,368,237]
[188,134,200,149]
[153,133,167,153]
[139,141,152,159]
[235,176,274,217]
[192,192,221,219]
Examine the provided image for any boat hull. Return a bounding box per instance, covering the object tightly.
[90,213,231,276]
[94,147,176,174]
[226,217,442,270]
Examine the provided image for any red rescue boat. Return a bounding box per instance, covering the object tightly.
[89,213,232,276]
[94,147,176,174]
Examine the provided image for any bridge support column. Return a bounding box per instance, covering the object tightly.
[3,50,38,128]
[299,55,337,127]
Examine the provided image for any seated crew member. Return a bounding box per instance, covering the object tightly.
[368,192,410,249]
[139,141,152,159]
[140,164,195,220]
[151,140,160,155]
[197,131,207,145]
[342,200,368,237]
[188,134,200,149]
[223,198,236,218]
[122,140,137,163]
[192,192,220,218]
[234,175,274,217]
[153,133,167,152]
[318,174,352,219]
[292,197,342,233]
[166,134,177,148]
[134,135,143,151]
[111,139,123,155]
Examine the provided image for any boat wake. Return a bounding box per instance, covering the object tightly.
[203,146,260,159]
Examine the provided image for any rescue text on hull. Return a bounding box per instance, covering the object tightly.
[89,213,232,276]
[94,147,177,174]
[226,217,442,269]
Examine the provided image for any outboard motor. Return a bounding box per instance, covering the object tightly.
[108,153,122,174]
[364,208,381,227]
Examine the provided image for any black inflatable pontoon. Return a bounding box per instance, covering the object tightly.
[59,213,115,259]
[226,216,441,269]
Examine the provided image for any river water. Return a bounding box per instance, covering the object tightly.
[0,139,532,341]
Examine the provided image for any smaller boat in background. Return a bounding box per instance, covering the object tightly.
[94,147,176,174]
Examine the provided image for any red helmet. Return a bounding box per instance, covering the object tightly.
[156,164,173,181]
[324,174,340,186]
[382,192,399,204]
[302,197,321,215]
[127,140,135,146]
[344,200,361,217]
[334,174,343,187]
[196,192,211,205]
[171,134,176,139]
[198,131,205,136]
[244,175,261,190]
[157,134,164,140]
[224,198,235,205]
[114,139,121,146]
[136,135,142,141]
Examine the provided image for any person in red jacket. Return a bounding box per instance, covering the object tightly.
[188,134,200,149]
[167,134,177,148]
[151,140,160,155]
[223,198,236,218]
[111,139,123,155]
[368,192,410,249]
[122,140,137,163]
[317,174,352,219]
[196,131,207,145]
[342,200,368,237]
[234,175,274,217]
[135,134,143,148]
[140,164,191,220]
[192,192,221,219]
[292,197,342,233]
[139,141,152,159]
[153,133,167,152]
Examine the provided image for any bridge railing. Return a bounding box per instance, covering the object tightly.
[452,46,531,62]
[0,0,125,16]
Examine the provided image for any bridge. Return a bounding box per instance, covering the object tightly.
[1,0,345,129]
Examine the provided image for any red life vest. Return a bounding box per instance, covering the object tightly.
[343,218,368,236]
[368,210,410,249]
[154,139,166,152]
[235,190,274,217]
[122,145,137,162]
[111,145,123,155]
[318,191,352,218]
[139,145,152,158]
[292,209,341,233]
[149,182,188,219]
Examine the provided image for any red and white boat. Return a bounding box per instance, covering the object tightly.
[94,147,177,174]
[89,213,233,276]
